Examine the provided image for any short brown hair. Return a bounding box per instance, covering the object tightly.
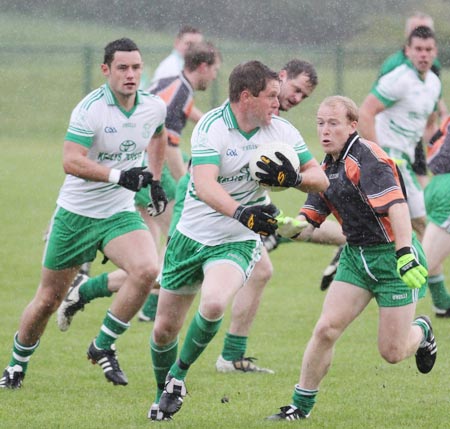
[229,61,279,103]
[184,41,220,72]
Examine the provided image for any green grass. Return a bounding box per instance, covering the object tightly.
[1,11,450,429]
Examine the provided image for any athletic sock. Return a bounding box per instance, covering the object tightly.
[94,310,129,350]
[79,272,112,303]
[141,293,159,319]
[221,332,247,361]
[413,318,430,346]
[428,274,450,309]
[8,332,40,373]
[292,385,318,416]
[150,336,178,403]
[170,311,222,380]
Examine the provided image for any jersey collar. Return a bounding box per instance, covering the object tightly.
[223,102,260,139]
[103,83,142,117]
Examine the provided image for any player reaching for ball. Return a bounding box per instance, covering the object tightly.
[147,60,328,420]
[267,95,435,422]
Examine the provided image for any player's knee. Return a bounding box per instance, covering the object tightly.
[34,292,62,315]
[200,300,226,321]
[251,258,273,284]
[152,321,179,345]
[379,344,404,364]
[313,319,341,345]
[130,261,159,287]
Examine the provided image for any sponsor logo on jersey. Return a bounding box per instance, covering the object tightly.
[123,123,136,128]
[226,148,238,156]
[120,140,137,152]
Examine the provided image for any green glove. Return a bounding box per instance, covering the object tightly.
[275,212,308,238]
[396,247,428,289]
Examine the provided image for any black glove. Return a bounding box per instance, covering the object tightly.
[147,180,168,217]
[233,203,279,236]
[255,152,302,188]
[261,233,280,252]
[118,167,153,192]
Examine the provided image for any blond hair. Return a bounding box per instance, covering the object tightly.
[319,96,359,122]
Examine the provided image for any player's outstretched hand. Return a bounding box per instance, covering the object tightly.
[147,180,168,217]
[233,204,279,236]
[396,247,428,289]
[275,212,308,238]
[255,152,302,188]
[117,167,153,191]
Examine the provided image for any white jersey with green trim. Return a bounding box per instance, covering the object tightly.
[176,102,313,245]
[57,84,166,218]
[373,63,440,163]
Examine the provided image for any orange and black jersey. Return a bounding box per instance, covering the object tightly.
[301,133,406,246]
[149,72,194,147]
[427,116,450,175]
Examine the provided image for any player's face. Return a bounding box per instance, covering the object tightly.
[405,37,437,76]
[248,79,280,127]
[197,60,221,91]
[278,72,315,111]
[176,32,204,56]
[316,103,357,160]
[102,50,143,99]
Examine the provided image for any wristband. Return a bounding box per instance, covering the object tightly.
[233,205,245,220]
[396,246,412,258]
[108,168,121,184]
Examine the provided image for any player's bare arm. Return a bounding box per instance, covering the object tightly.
[298,158,329,193]
[165,144,187,181]
[358,94,386,143]
[188,105,203,123]
[63,140,111,182]
[147,126,168,181]
[423,110,439,143]
[388,202,414,250]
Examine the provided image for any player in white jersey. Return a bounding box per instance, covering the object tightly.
[0,38,168,390]
[359,26,440,241]
[148,60,329,420]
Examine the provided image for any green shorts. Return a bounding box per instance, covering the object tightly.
[425,174,450,232]
[43,206,148,270]
[160,230,261,295]
[168,172,190,237]
[135,164,177,208]
[334,237,427,307]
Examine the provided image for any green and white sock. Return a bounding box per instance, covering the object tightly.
[79,272,112,303]
[141,293,159,319]
[428,274,450,309]
[150,336,178,403]
[8,332,40,373]
[413,318,430,346]
[221,332,247,361]
[170,311,222,380]
[95,310,129,350]
[292,385,318,416]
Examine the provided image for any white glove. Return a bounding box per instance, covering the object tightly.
[275,213,308,238]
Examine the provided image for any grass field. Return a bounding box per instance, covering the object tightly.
[1,12,450,429]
